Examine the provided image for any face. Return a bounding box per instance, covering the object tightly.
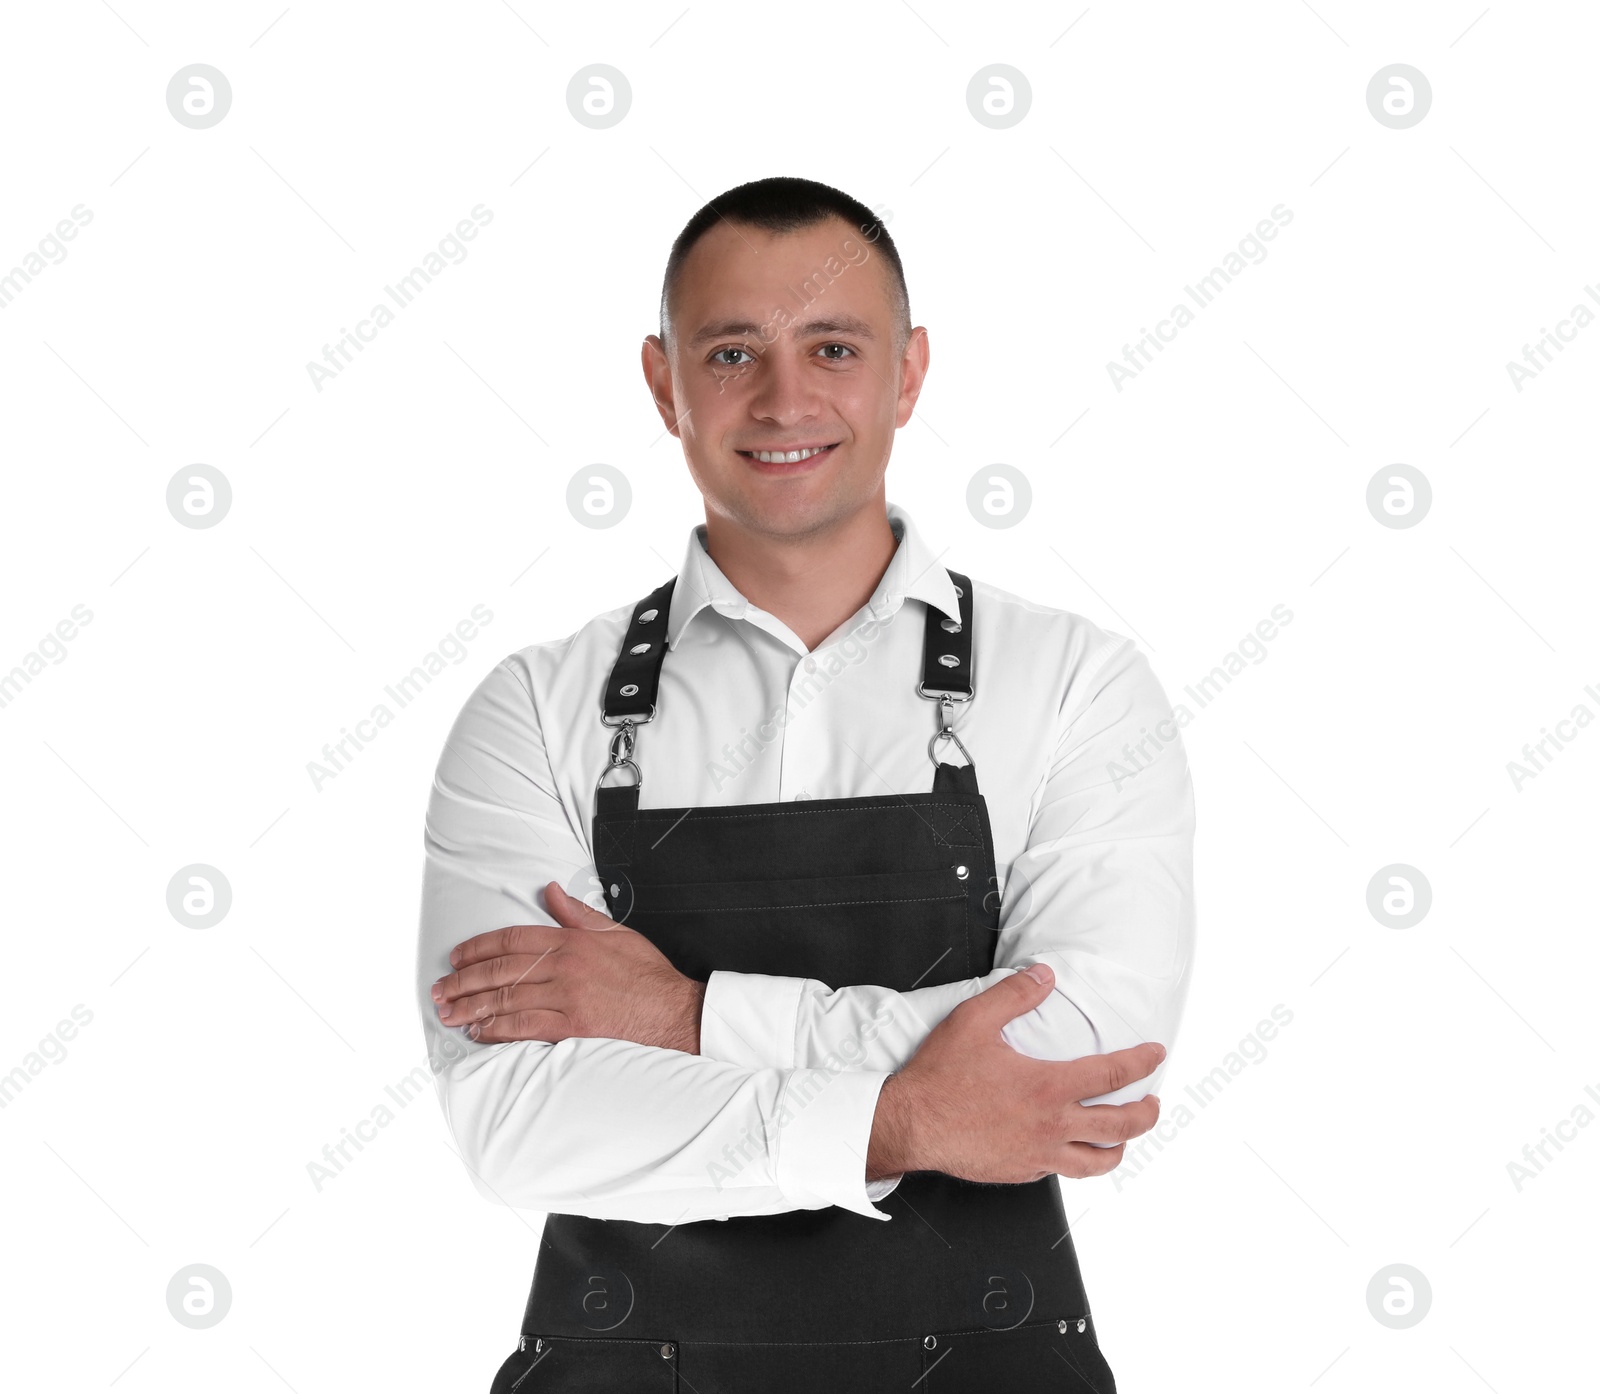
[642,215,929,542]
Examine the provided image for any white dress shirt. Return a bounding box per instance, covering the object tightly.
[416,503,1195,1225]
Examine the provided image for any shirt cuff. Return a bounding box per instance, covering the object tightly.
[700,970,806,1069]
[773,1064,898,1221]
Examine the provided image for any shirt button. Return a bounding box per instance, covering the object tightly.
[803,656,817,673]
[793,789,810,801]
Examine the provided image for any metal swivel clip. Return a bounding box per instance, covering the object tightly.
[596,716,643,792]
[924,689,975,773]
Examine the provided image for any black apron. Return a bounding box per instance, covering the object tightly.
[489,571,1117,1393]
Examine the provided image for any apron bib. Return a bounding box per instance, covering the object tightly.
[489,571,1117,1393]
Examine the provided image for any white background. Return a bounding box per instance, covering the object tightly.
[2,1,1596,1388]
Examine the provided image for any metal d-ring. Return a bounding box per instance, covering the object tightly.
[595,757,642,794]
[928,723,975,771]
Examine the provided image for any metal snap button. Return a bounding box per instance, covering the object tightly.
[1077,1319,1087,1333]
[938,653,960,667]
[660,1342,675,1358]
[519,1335,527,1351]
[923,1335,937,1350]
[629,642,651,655]
[619,682,639,697]
[639,608,658,623]
[1057,1320,1067,1335]
[955,865,969,879]
[953,584,964,597]
[940,617,961,633]
[535,1337,545,1352]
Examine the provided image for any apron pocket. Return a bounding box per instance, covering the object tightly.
[620,866,973,988]
[488,1334,678,1393]
[918,1318,1115,1393]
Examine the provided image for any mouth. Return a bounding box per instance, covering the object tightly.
[736,442,841,471]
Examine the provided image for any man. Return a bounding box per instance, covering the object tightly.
[418,176,1195,1392]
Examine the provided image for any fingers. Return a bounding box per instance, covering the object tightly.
[448,922,560,970]
[546,882,622,930]
[1072,1041,1166,1101]
[960,962,1055,1032]
[434,951,555,1010]
[1055,1140,1127,1178]
[438,981,554,1028]
[1067,1094,1161,1145]
[462,1007,568,1044]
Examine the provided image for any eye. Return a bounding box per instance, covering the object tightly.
[817,342,855,360]
[711,346,756,367]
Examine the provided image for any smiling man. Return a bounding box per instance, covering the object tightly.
[418,176,1195,1393]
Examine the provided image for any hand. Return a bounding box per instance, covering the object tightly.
[867,962,1163,1184]
[432,882,706,1053]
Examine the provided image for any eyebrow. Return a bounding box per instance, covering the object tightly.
[686,314,878,349]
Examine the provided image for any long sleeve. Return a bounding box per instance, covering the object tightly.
[699,633,1195,1108]
[417,656,900,1222]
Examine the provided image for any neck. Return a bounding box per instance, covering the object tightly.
[702,491,898,652]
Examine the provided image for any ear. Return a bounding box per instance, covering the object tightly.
[641,335,683,439]
[893,325,931,429]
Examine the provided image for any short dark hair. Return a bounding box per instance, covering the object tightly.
[657,176,910,351]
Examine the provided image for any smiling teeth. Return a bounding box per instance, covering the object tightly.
[749,446,830,463]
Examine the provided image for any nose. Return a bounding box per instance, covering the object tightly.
[747,343,822,428]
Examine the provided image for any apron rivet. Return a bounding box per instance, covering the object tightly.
[955,864,968,879]
[610,882,620,897]
[620,682,639,697]
[923,1335,937,1350]
[1077,1319,1087,1334]
[660,1342,675,1358]
[1058,1319,1068,1334]
[630,642,651,655]
[639,609,658,623]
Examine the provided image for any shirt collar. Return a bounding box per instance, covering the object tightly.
[666,502,961,649]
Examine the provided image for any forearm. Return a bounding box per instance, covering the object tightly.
[431,1017,898,1222]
